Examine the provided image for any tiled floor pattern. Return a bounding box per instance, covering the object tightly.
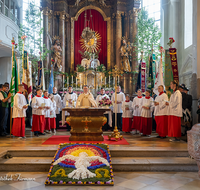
[0,172,199,190]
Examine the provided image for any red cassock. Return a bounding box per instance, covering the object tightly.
[32,115,45,133]
[132,116,142,131]
[44,118,50,130]
[140,117,152,135]
[50,118,56,129]
[11,118,25,137]
[168,115,181,137]
[155,116,168,137]
[122,118,132,132]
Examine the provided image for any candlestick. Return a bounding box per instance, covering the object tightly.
[67,77,69,87]
[105,77,106,86]
[118,76,119,84]
[101,75,102,88]
[72,75,73,86]
[63,75,64,94]
[114,77,115,86]
[76,77,77,89]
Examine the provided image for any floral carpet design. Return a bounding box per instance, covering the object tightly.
[45,143,114,186]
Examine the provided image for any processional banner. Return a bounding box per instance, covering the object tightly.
[169,48,179,82]
[141,62,146,93]
[152,54,156,84]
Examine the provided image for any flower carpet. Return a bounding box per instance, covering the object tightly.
[45,143,114,186]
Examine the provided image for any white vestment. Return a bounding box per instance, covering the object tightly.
[122,101,133,118]
[43,98,53,118]
[154,93,168,116]
[53,93,62,114]
[111,92,125,113]
[132,96,143,116]
[167,90,182,117]
[50,100,56,118]
[31,96,45,115]
[12,93,27,118]
[63,92,78,115]
[140,97,154,118]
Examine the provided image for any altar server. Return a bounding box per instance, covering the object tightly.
[31,88,46,137]
[96,88,111,130]
[154,85,168,138]
[53,87,62,129]
[49,94,56,133]
[0,84,11,136]
[140,89,154,136]
[11,84,28,138]
[76,85,97,107]
[43,91,52,134]
[166,81,182,142]
[122,94,133,133]
[131,89,143,134]
[63,86,77,111]
[111,86,125,131]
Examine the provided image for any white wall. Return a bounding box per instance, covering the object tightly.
[0,57,12,84]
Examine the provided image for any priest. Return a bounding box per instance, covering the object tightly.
[154,85,168,138]
[31,88,45,137]
[76,85,97,107]
[96,88,111,130]
[53,87,62,129]
[111,86,125,131]
[11,84,28,138]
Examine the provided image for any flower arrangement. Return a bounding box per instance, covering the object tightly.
[159,46,165,53]
[167,37,175,47]
[45,143,114,186]
[98,97,112,107]
[21,35,27,40]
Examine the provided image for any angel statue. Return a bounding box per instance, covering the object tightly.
[75,0,81,6]
[120,37,131,72]
[53,152,110,180]
[51,38,62,71]
[99,0,107,6]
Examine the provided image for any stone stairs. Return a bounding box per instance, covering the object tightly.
[0,148,198,172]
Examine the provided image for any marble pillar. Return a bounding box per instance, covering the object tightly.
[43,7,49,69]
[59,12,65,73]
[111,14,115,68]
[116,11,122,69]
[124,13,129,39]
[66,17,71,73]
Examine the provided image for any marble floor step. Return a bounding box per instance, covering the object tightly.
[5,149,189,158]
[0,156,198,172]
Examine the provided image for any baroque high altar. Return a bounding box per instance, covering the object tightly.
[41,0,140,95]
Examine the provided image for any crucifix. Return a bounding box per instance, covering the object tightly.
[81,117,92,132]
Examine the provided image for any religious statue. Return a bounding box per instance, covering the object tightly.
[99,0,107,6]
[75,0,81,6]
[51,37,62,71]
[120,37,132,72]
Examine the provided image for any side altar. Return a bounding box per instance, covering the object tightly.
[62,107,110,141]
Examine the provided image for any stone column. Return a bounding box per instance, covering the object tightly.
[124,12,129,39]
[116,11,122,69]
[43,7,50,87]
[132,8,139,71]
[129,10,134,43]
[53,13,58,37]
[111,13,115,68]
[66,17,71,73]
[107,17,111,70]
[71,18,75,72]
[59,12,66,73]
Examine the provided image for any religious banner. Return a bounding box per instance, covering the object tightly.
[165,50,174,98]
[169,48,179,82]
[152,54,156,83]
[141,62,146,93]
[23,51,28,69]
[148,54,154,92]
[135,61,141,92]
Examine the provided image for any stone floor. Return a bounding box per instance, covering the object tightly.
[0,129,199,190]
[0,171,199,190]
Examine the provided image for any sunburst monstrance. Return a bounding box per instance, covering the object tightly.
[79,30,101,53]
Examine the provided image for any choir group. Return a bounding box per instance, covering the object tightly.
[0,80,186,142]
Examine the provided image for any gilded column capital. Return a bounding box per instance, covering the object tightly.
[43,7,49,16]
[112,13,116,18]
[116,11,123,19]
[133,8,141,17]
[59,11,67,20]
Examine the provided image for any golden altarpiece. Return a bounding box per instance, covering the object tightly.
[41,0,140,95]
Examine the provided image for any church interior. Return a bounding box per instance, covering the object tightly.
[0,0,200,189]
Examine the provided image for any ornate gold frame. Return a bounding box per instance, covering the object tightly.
[71,5,111,71]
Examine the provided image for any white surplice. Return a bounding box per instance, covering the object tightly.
[154,93,168,116]
[132,96,143,116]
[122,101,133,118]
[111,92,125,113]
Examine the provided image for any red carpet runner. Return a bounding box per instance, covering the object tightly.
[42,135,129,145]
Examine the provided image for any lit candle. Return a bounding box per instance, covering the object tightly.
[118,76,119,84]
[63,75,64,95]
[105,77,106,86]
[72,75,73,86]
[101,75,102,87]
[114,77,115,86]
[76,77,77,89]
[109,75,110,88]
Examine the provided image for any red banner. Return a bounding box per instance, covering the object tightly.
[141,62,146,93]
[169,48,179,82]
